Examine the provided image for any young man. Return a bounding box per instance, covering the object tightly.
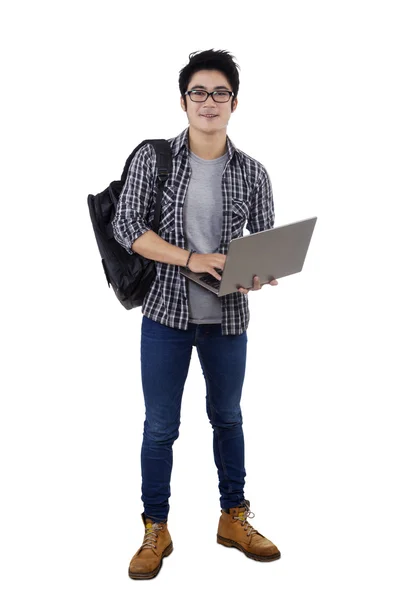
[112,49,280,580]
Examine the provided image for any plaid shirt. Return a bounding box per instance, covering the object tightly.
[112,127,274,335]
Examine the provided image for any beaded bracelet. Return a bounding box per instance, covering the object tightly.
[186,250,196,270]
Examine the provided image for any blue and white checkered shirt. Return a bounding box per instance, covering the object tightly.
[112,127,274,335]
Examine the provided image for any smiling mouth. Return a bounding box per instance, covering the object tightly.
[201,114,218,118]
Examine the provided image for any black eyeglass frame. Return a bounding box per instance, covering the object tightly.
[184,90,235,103]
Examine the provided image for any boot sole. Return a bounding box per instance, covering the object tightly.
[217,534,281,562]
[128,542,174,580]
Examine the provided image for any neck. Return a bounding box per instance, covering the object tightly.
[187,126,228,160]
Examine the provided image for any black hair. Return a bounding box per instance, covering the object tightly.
[179,49,240,110]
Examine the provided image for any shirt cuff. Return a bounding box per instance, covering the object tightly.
[114,222,152,255]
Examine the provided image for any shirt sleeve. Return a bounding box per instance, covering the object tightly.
[246,166,275,234]
[111,144,155,255]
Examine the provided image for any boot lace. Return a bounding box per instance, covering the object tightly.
[141,522,164,549]
[233,504,260,538]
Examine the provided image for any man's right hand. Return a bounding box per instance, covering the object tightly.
[188,253,226,281]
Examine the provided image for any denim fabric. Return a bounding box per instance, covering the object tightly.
[140,315,248,522]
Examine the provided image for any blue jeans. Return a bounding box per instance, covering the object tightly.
[140,315,248,523]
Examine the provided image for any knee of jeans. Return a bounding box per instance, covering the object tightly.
[144,421,180,445]
[210,410,243,429]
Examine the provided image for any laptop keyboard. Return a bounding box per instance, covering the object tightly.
[199,269,223,290]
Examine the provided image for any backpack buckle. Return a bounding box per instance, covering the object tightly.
[157,168,169,185]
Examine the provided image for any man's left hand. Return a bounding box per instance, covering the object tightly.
[237,275,278,295]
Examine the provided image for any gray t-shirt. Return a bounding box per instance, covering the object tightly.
[183,149,228,324]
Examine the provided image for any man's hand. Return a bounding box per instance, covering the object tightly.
[237,275,278,295]
[188,253,226,280]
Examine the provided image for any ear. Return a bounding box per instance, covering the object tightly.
[180,96,186,112]
[232,97,238,113]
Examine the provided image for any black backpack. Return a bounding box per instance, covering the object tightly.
[87,139,172,309]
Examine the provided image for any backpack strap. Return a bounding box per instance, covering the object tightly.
[146,140,172,232]
[121,139,172,233]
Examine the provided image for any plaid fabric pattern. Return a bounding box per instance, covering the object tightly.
[112,127,274,335]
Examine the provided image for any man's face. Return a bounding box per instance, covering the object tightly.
[180,69,238,133]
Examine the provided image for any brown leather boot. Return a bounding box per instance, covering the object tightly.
[217,499,281,561]
[128,512,173,580]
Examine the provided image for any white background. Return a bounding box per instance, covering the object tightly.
[1,0,399,598]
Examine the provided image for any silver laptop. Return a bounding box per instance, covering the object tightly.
[180,217,317,296]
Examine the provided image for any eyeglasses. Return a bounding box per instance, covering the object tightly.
[185,89,234,103]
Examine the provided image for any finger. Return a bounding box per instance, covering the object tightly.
[253,276,262,290]
[214,253,227,269]
[261,279,278,286]
[210,269,222,280]
[237,286,249,294]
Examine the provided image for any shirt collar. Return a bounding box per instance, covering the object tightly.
[170,126,238,163]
